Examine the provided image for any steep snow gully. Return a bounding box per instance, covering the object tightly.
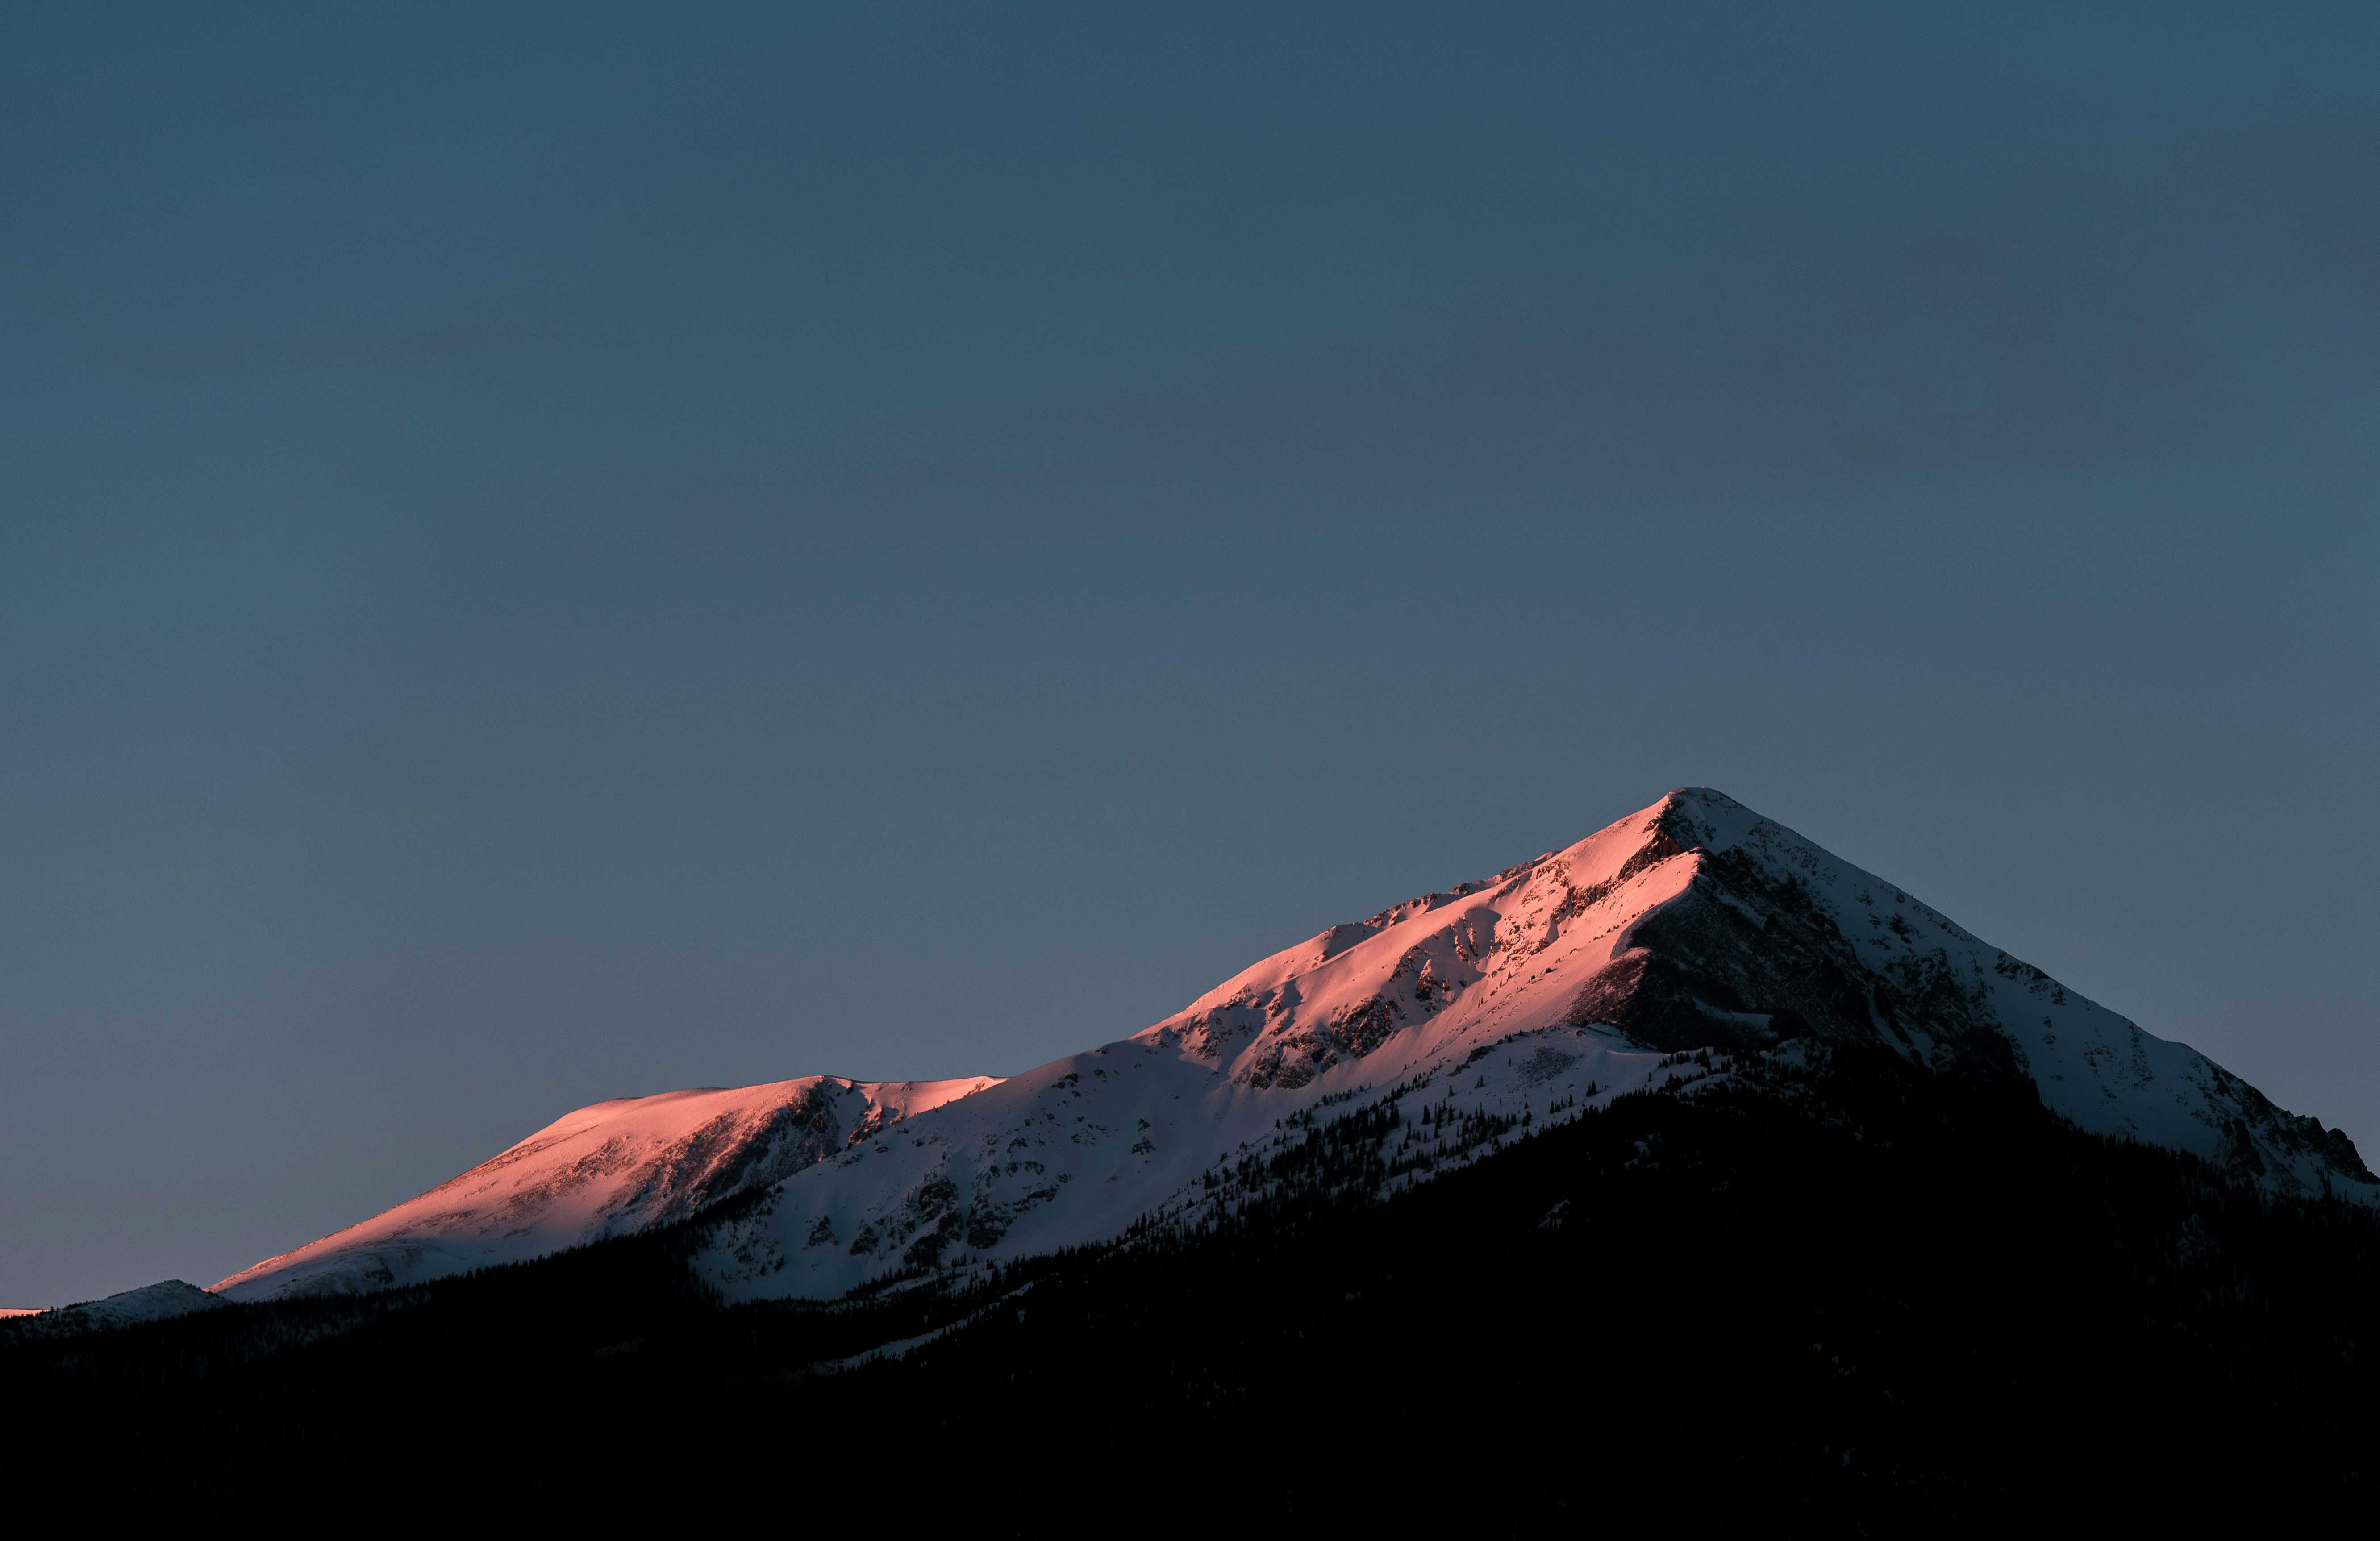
[214,789,2376,1304]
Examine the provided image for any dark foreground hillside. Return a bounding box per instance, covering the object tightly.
[10,1048,2379,1530]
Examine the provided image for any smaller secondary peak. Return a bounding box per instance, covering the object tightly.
[12,1279,227,1337]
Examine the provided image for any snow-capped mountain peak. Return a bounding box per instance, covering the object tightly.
[213,788,2376,1308]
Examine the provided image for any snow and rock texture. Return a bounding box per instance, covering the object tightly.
[213,1075,997,1301]
[5,1280,227,1337]
[215,787,2379,1307]
[694,788,2378,1303]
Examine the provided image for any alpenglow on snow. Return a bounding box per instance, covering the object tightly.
[213,789,2378,1304]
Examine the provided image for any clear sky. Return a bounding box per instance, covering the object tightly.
[4,2,2376,1305]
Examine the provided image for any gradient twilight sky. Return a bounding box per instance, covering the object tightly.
[4,3,2377,1305]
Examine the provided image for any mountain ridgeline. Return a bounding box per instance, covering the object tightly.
[210,787,2378,1306]
[211,1075,1001,1299]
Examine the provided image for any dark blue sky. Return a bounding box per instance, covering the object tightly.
[5,3,2376,1304]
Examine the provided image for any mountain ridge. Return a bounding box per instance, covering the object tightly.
[212,787,2376,1305]
[213,1074,997,1299]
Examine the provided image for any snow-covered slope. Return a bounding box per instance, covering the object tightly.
[213,1075,996,1300]
[4,1280,227,1336]
[692,788,2377,1302]
[215,788,2377,1307]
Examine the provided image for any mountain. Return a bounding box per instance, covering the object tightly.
[22,1036,2380,1527]
[7,1279,226,1337]
[213,788,2376,1306]
[25,788,2380,1521]
[213,1075,996,1300]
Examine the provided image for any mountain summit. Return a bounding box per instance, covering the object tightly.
[215,789,2375,1304]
